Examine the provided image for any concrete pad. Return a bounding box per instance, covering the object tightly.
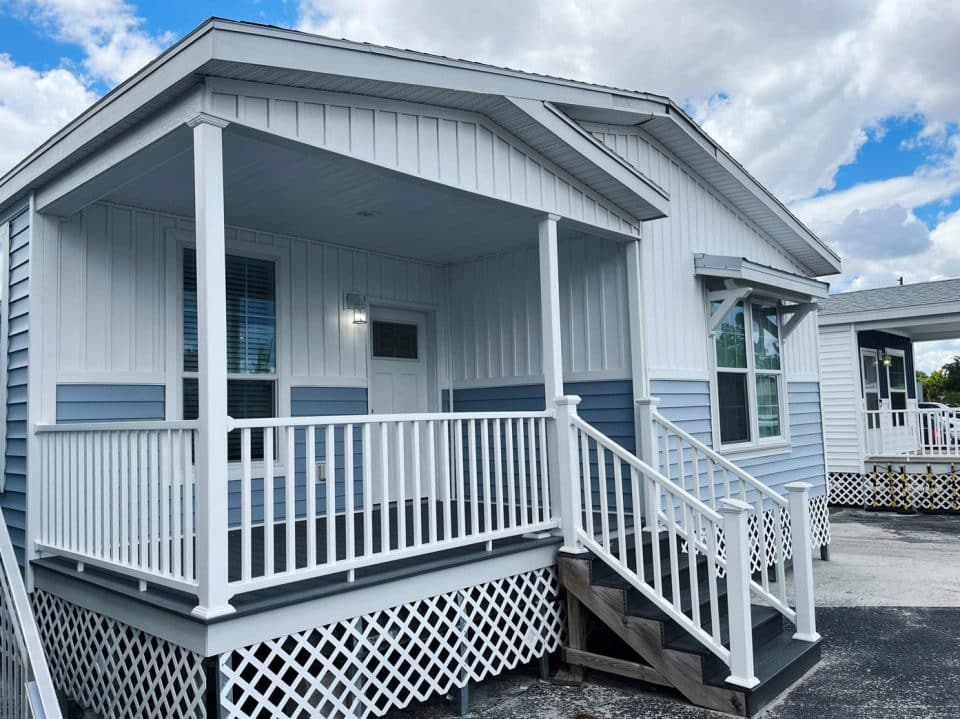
[815,508,960,606]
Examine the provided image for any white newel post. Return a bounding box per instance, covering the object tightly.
[189,114,234,618]
[635,397,661,533]
[555,396,584,551]
[784,482,820,642]
[719,498,759,689]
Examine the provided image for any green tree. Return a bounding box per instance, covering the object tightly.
[918,369,949,403]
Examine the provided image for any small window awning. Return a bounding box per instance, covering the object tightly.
[694,254,830,339]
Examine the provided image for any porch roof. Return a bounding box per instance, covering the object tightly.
[0,18,839,276]
[818,278,960,341]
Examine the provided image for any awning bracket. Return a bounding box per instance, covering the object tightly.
[706,286,753,335]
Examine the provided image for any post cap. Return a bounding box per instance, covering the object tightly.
[784,481,813,493]
[555,395,582,406]
[718,497,753,514]
[635,397,661,407]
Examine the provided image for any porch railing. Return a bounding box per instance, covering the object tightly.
[226,411,556,593]
[35,411,555,602]
[0,508,62,718]
[862,407,960,458]
[35,421,200,593]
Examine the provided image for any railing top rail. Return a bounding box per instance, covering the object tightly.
[228,409,554,430]
[0,509,61,718]
[36,419,200,433]
[652,411,788,508]
[571,415,723,523]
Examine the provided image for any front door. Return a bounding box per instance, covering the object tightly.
[369,307,431,506]
[861,348,881,454]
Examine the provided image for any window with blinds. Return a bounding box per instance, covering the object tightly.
[183,249,277,460]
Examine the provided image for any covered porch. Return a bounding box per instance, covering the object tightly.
[29,87,658,619]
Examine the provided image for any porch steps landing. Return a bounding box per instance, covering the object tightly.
[557,538,821,717]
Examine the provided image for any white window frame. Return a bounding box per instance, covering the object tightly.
[175,237,287,479]
[708,297,791,457]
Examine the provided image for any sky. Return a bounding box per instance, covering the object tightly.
[1,0,959,371]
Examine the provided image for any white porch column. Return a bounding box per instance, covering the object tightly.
[189,114,234,619]
[538,214,564,403]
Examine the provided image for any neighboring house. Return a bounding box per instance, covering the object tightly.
[0,19,838,718]
[818,279,960,511]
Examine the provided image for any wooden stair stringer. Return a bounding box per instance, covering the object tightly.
[558,554,748,717]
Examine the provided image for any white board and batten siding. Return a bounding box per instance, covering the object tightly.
[447,234,631,388]
[817,324,864,472]
[586,124,822,383]
[202,78,640,239]
[49,202,447,414]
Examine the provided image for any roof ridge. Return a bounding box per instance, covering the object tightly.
[829,277,960,298]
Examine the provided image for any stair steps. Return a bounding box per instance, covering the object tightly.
[558,535,821,717]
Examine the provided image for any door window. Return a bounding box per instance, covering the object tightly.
[886,351,907,427]
[861,349,880,429]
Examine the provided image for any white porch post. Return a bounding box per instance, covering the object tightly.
[189,114,234,618]
[538,214,584,552]
[785,482,820,642]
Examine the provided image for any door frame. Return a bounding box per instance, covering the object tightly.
[366,302,440,414]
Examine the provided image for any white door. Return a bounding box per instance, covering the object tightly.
[883,348,916,455]
[368,308,431,507]
[861,348,881,455]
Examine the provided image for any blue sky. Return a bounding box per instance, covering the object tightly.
[1,0,959,371]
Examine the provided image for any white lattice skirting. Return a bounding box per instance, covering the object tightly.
[830,470,960,512]
[32,590,208,718]
[719,495,830,575]
[219,567,564,719]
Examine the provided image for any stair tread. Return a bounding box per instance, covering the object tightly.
[662,604,782,655]
[706,632,821,689]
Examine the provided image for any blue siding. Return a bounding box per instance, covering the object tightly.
[55,384,166,423]
[3,215,29,566]
[226,386,368,527]
[652,379,827,497]
[451,380,635,453]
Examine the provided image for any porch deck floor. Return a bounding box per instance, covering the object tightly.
[32,500,561,622]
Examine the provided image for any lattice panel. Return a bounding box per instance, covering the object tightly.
[32,591,207,719]
[219,567,564,719]
[705,496,830,576]
[830,470,960,512]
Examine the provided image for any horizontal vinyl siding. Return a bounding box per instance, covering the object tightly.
[3,216,29,566]
[818,325,863,472]
[652,379,827,497]
[55,384,165,423]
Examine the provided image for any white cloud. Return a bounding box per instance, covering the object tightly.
[822,205,931,260]
[915,340,960,374]
[11,0,170,85]
[0,54,95,173]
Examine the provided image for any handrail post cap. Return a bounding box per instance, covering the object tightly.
[718,497,753,514]
[784,481,813,493]
[554,395,581,407]
[635,397,661,407]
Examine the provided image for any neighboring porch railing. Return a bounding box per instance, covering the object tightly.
[558,397,818,688]
[862,407,960,459]
[35,411,556,604]
[0,508,62,718]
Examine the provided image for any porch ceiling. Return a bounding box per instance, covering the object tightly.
[69,124,594,264]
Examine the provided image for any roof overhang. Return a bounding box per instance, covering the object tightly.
[818,303,960,341]
[694,254,829,302]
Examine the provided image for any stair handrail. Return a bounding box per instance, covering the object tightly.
[651,411,788,509]
[650,410,820,641]
[0,509,62,718]
[567,414,764,685]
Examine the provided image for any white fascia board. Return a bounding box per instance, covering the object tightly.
[505,97,670,219]
[0,28,215,217]
[818,304,960,327]
[694,254,830,300]
[36,88,203,216]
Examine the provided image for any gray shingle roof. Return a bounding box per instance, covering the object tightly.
[818,278,960,316]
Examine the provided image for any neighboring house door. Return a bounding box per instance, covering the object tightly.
[861,348,881,454]
[369,307,431,508]
[883,348,916,455]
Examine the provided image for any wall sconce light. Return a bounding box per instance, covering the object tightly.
[881,352,892,367]
[344,292,368,325]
